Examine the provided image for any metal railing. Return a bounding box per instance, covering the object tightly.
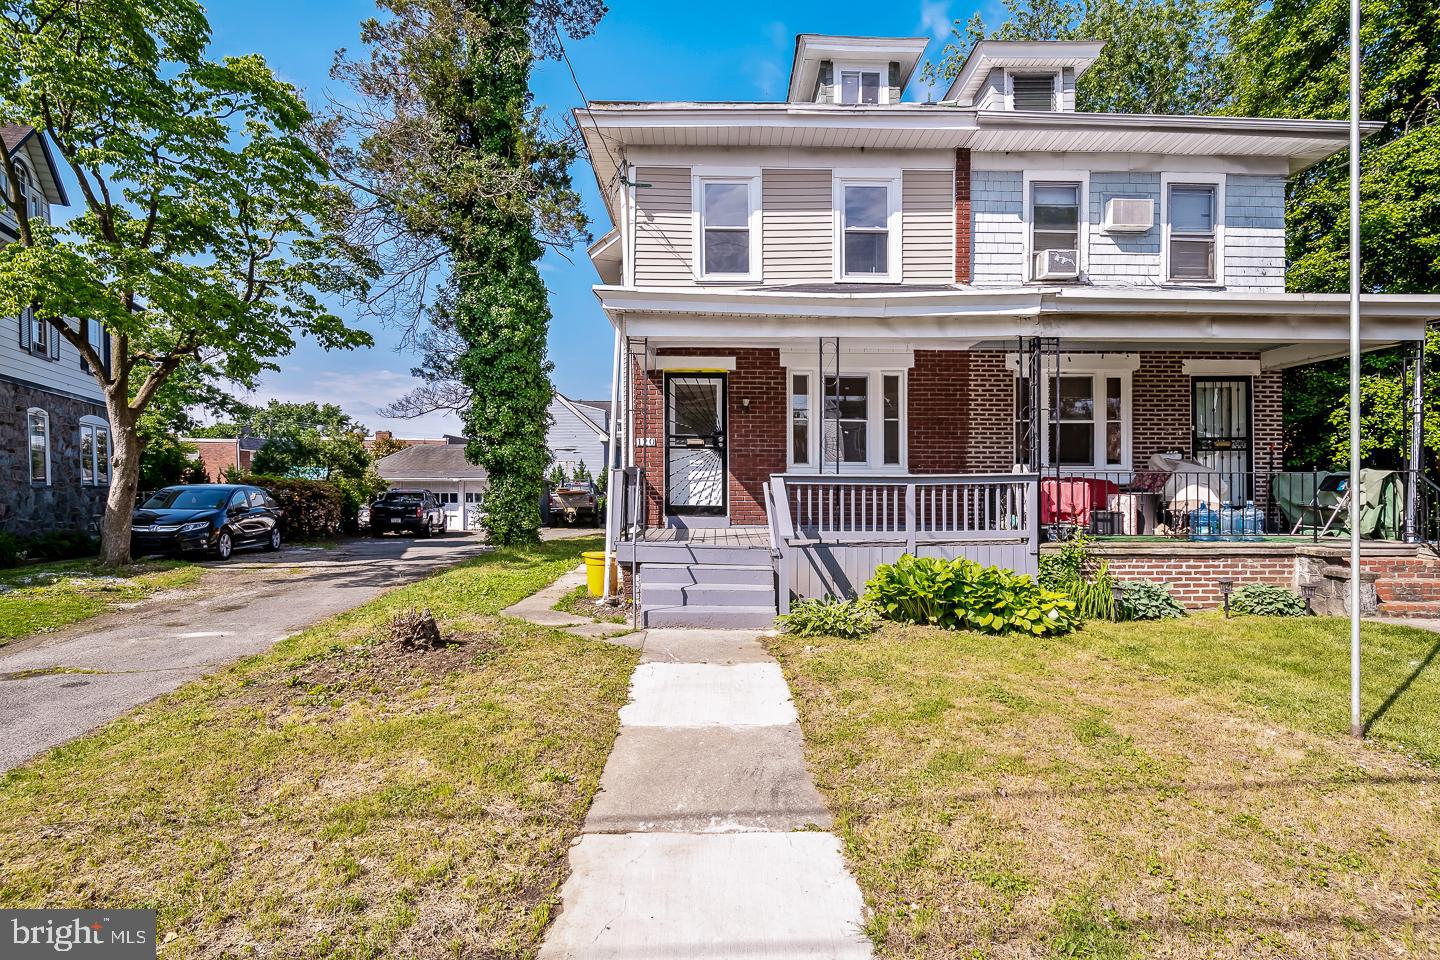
[610,466,647,543]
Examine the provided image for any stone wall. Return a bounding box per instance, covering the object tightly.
[0,379,109,537]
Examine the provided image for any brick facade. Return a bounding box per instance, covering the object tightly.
[907,350,967,473]
[0,380,109,537]
[954,148,972,284]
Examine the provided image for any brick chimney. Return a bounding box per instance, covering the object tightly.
[955,148,972,284]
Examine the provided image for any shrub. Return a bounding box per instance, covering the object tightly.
[775,597,882,639]
[865,554,1078,637]
[1038,534,1116,620]
[0,531,23,568]
[241,475,343,539]
[1229,583,1307,616]
[23,531,99,562]
[1117,580,1186,621]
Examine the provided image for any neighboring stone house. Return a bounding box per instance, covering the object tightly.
[0,125,112,538]
[547,394,611,477]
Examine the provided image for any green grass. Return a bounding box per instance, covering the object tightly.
[553,583,629,623]
[771,614,1440,959]
[0,536,639,958]
[0,559,202,644]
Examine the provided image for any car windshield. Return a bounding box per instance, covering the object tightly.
[142,488,230,510]
[380,492,422,504]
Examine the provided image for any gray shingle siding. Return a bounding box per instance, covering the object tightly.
[971,169,1025,286]
[1224,174,1286,291]
[1088,172,1161,286]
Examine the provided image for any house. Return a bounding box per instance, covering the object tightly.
[374,438,488,532]
[548,394,611,477]
[580,35,1440,627]
[182,436,267,481]
[0,126,112,538]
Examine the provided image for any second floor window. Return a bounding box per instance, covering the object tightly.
[839,69,881,105]
[1032,182,1081,257]
[839,182,893,280]
[698,179,755,279]
[1168,184,1217,282]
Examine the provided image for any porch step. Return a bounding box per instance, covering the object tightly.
[641,604,778,629]
[641,562,775,587]
[641,581,776,609]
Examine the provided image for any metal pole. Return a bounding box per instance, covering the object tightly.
[1407,336,1425,541]
[601,320,624,601]
[1348,0,1363,739]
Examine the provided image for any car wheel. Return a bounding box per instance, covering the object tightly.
[419,520,432,539]
[265,527,281,552]
[214,530,234,561]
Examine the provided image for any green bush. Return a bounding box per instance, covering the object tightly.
[1229,583,1307,616]
[775,597,882,638]
[865,554,1079,637]
[0,531,23,568]
[23,531,99,562]
[241,475,343,540]
[1038,534,1116,620]
[1118,580,1186,621]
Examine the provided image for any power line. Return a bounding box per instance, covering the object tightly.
[553,29,624,190]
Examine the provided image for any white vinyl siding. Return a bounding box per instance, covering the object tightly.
[901,169,953,284]
[762,169,832,283]
[546,398,609,476]
[2,312,107,403]
[633,166,695,286]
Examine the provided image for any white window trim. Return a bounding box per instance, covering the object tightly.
[27,406,51,486]
[784,367,908,472]
[832,173,902,284]
[1006,69,1061,111]
[1022,170,1090,282]
[80,415,110,486]
[832,62,891,105]
[1160,172,1226,287]
[1005,362,1135,470]
[692,170,762,283]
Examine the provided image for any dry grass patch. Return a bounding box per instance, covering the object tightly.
[772,615,1440,959]
[0,537,638,959]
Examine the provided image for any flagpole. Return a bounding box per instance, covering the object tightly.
[1348,0,1363,739]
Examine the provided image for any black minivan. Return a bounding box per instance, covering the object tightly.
[131,484,283,560]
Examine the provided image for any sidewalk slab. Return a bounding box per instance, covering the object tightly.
[585,725,831,833]
[619,662,797,728]
[640,628,772,664]
[537,832,872,960]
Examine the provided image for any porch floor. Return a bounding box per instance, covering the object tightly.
[638,526,771,548]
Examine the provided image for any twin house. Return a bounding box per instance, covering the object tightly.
[580,36,1440,627]
[0,126,111,538]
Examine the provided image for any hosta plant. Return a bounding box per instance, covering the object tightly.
[865,554,1078,636]
[1229,583,1308,616]
[1117,580,1186,621]
[775,597,882,639]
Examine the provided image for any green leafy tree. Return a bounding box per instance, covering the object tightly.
[0,0,375,564]
[320,0,602,546]
[244,401,386,521]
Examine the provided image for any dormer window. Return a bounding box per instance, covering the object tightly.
[839,69,882,105]
[1011,73,1058,111]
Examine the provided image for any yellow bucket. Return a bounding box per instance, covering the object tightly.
[582,551,618,597]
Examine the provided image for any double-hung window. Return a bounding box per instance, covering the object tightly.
[80,418,110,486]
[1013,371,1130,468]
[838,69,882,105]
[1030,181,1082,279]
[788,370,905,470]
[1167,183,1218,282]
[696,177,757,280]
[27,407,50,485]
[837,179,896,281]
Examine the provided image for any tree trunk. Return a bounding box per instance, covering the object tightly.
[99,399,140,567]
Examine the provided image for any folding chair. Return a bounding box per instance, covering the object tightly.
[1289,474,1350,536]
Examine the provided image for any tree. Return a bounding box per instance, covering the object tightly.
[242,401,386,521]
[319,0,602,545]
[923,0,1231,114]
[0,0,375,565]
[369,433,409,460]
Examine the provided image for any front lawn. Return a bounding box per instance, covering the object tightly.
[772,614,1440,959]
[0,560,202,644]
[0,537,638,958]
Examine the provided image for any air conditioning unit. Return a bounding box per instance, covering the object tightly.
[1101,197,1154,233]
[1034,248,1080,280]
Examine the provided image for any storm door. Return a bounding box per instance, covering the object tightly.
[1192,377,1252,502]
[665,374,727,516]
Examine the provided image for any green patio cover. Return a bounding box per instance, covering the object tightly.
[1272,469,1404,539]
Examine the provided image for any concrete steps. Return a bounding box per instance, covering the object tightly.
[637,559,777,630]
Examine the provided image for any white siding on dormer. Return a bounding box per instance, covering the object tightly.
[901,169,954,284]
[762,169,831,282]
[633,166,695,286]
[0,314,106,403]
[1061,68,1077,111]
[1224,174,1286,292]
[974,69,1006,109]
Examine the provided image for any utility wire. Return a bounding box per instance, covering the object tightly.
[554,29,624,190]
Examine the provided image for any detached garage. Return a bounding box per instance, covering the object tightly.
[375,442,489,532]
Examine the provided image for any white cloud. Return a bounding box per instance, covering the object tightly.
[918,0,955,41]
[241,368,464,440]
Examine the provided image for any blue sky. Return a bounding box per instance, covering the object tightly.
[182,0,1000,435]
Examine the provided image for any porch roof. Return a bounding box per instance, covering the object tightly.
[597,285,1438,369]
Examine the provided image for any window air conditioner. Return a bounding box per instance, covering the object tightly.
[1101,197,1154,233]
[1034,248,1080,280]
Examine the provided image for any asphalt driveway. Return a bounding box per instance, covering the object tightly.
[0,533,490,772]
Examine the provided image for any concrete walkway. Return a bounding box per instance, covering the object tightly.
[539,628,873,960]
[501,565,642,645]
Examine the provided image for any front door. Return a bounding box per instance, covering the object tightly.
[665,373,727,517]
[1192,377,1252,501]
